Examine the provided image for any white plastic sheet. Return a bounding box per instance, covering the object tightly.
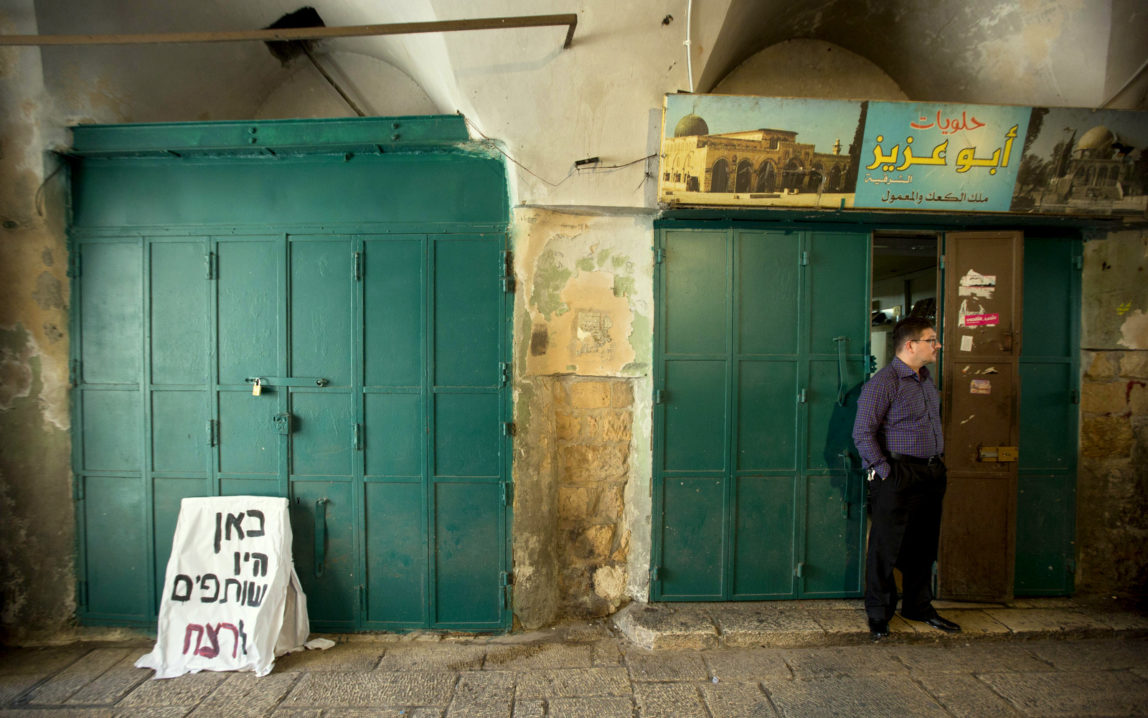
[136,496,309,679]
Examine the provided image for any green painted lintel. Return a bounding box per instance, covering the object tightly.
[69,115,470,156]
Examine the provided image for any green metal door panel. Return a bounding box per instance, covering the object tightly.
[1019,364,1075,469]
[365,393,423,477]
[220,479,280,497]
[807,233,869,351]
[290,481,356,628]
[153,478,205,610]
[82,390,141,471]
[659,478,724,598]
[150,241,208,385]
[365,481,428,626]
[664,361,727,471]
[434,394,500,477]
[364,237,424,387]
[151,391,208,473]
[434,237,500,388]
[217,239,281,386]
[738,232,799,354]
[803,474,864,596]
[732,475,796,597]
[1022,239,1074,358]
[291,239,353,387]
[664,230,728,355]
[291,392,353,477]
[737,361,798,470]
[218,391,278,475]
[84,476,148,618]
[434,481,502,626]
[1015,473,1073,594]
[806,359,866,471]
[80,242,142,384]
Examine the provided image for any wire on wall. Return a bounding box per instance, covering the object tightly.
[684,0,694,92]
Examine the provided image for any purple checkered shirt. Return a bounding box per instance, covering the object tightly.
[852,357,943,479]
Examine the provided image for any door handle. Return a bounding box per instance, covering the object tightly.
[314,498,328,578]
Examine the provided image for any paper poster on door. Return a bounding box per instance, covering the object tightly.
[958,269,996,299]
[960,335,974,351]
[970,379,992,394]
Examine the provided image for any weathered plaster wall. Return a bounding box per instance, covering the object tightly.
[511,208,654,624]
[1078,229,1148,595]
[0,2,75,642]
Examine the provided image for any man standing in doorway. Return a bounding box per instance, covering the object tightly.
[852,317,961,641]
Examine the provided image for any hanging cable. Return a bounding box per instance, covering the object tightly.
[684,0,695,92]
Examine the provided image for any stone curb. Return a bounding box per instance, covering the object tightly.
[612,601,1148,650]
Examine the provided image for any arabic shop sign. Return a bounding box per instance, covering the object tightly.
[659,94,1148,217]
[853,102,1029,212]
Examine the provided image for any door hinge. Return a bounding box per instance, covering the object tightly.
[353,423,363,451]
[205,250,217,280]
[800,250,809,266]
[501,481,514,506]
[359,584,366,614]
[207,419,218,447]
[354,251,363,281]
[501,250,516,292]
[500,362,511,387]
[67,250,81,278]
[654,389,665,404]
[69,359,81,387]
[77,579,88,609]
[650,566,660,582]
[502,421,517,437]
[1072,255,1083,271]
[799,388,807,404]
[1071,388,1080,404]
[73,474,84,501]
[654,246,665,264]
[939,254,946,271]
[500,571,513,608]
[794,562,805,578]
[1066,557,1077,574]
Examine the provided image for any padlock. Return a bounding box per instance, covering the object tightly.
[252,378,262,396]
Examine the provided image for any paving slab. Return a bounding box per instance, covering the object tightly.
[765,674,950,717]
[982,608,1114,636]
[979,669,1148,716]
[714,607,823,648]
[514,666,629,699]
[782,645,908,678]
[445,670,514,718]
[590,638,623,666]
[275,643,385,672]
[511,698,545,718]
[917,609,1011,638]
[805,607,869,637]
[116,670,227,708]
[913,673,1024,718]
[0,646,89,677]
[1021,637,1148,671]
[281,671,455,708]
[273,710,440,718]
[374,643,485,672]
[23,648,134,705]
[633,681,709,718]
[612,603,719,651]
[187,671,300,718]
[703,648,792,681]
[891,643,1054,674]
[482,643,592,670]
[701,682,778,717]
[0,710,116,718]
[547,696,633,718]
[625,650,709,681]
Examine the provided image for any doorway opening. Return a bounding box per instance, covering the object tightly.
[870,232,940,374]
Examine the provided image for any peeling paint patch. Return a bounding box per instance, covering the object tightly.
[0,356,33,409]
[531,248,573,320]
[1118,309,1148,349]
[32,271,64,310]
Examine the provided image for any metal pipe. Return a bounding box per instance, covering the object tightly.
[0,14,578,49]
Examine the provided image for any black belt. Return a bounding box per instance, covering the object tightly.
[889,452,944,466]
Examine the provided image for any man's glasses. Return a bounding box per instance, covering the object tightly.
[913,337,939,346]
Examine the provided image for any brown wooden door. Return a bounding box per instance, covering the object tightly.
[939,231,1023,601]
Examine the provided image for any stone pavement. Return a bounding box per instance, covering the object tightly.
[1,598,1146,717]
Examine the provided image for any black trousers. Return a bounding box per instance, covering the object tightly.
[865,458,947,623]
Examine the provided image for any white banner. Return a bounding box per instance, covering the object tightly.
[136,496,309,679]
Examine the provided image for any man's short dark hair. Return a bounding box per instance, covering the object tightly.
[893,317,934,352]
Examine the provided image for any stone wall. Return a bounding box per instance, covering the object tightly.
[554,377,634,617]
[1077,229,1148,596]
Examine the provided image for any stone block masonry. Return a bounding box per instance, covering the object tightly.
[553,377,634,617]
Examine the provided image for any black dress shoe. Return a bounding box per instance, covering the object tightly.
[868,619,890,641]
[908,614,961,633]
